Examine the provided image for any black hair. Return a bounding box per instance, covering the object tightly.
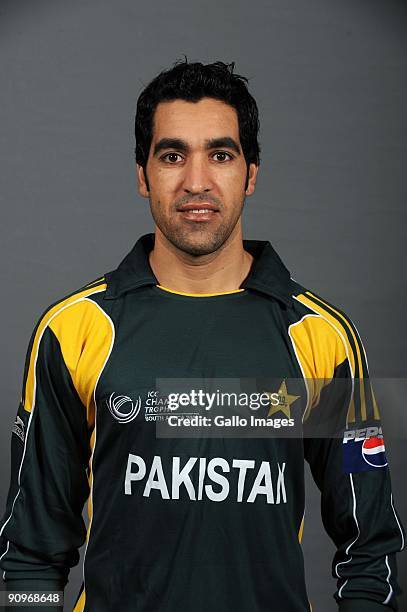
[135,58,261,190]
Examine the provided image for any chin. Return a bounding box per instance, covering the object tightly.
[175,239,219,257]
[170,230,226,257]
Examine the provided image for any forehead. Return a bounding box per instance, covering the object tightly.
[152,98,240,142]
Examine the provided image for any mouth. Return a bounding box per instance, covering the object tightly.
[177,207,219,222]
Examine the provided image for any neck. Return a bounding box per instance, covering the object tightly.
[148,226,254,295]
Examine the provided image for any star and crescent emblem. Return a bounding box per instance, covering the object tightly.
[264,379,300,418]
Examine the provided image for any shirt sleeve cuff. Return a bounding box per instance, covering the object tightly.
[338,599,392,611]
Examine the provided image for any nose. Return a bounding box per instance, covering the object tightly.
[182,154,214,194]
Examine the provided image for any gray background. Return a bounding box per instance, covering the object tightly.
[1,0,406,610]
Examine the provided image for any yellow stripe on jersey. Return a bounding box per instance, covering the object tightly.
[22,282,108,414]
[294,292,379,422]
[305,290,380,421]
[49,299,113,424]
[84,276,105,288]
[293,293,356,421]
[289,314,347,420]
[156,284,245,297]
[298,516,304,543]
[73,587,86,612]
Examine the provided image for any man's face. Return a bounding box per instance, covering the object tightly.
[137,97,258,256]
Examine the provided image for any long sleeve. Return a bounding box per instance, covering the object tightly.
[0,321,91,592]
[302,321,405,610]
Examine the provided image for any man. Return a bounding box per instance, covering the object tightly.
[0,60,405,611]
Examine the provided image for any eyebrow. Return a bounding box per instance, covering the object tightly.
[153,137,242,157]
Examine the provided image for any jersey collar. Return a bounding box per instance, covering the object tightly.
[104,232,293,306]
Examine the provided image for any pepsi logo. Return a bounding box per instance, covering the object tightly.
[362,436,387,468]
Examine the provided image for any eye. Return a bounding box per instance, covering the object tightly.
[212,151,233,162]
[161,152,184,163]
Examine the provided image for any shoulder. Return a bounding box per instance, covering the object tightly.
[287,278,379,423]
[30,275,108,335]
[24,274,110,368]
[289,277,361,343]
[287,277,367,378]
[21,275,112,411]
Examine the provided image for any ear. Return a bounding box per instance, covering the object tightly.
[245,163,259,196]
[136,163,149,197]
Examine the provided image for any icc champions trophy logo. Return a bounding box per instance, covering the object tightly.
[106,392,142,424]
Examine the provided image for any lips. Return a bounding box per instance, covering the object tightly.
[177,203,219,212]
[176,202,220,222]
[178,210,219,222]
